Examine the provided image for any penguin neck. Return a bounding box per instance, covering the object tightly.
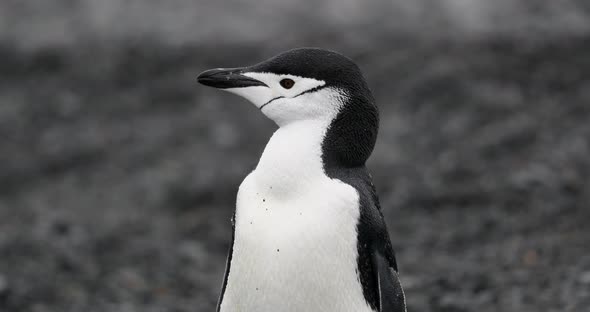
[254,119,330,199]
[321,94,378,171]
[251,96,378,199]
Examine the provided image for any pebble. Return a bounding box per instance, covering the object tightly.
[0,274,9,298]
[579,271,590,284]
[0,274,6,289]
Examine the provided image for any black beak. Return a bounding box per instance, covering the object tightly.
[197,68,268,89]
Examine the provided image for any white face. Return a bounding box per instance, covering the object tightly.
[223,72,345,126]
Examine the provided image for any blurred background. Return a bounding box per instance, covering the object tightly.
[1,1,589,311]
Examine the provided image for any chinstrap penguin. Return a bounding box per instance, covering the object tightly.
[197,48,407,312]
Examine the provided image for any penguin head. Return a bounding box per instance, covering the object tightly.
[198,48,378,167]
[197,48,376,126]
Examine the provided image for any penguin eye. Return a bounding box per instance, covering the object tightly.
[279,78,295,89]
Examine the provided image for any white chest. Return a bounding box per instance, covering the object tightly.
[219,121,373,312]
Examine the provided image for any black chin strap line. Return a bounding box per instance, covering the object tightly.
[259,85,328,110]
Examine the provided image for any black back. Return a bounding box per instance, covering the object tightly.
[322,166,405,311]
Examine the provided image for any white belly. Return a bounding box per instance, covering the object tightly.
[219,172,373,312]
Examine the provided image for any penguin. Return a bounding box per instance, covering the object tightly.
[197,48,406,312]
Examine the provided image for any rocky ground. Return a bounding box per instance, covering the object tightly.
[0,3,590,311]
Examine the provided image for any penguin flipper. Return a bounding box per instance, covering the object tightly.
[372,249,407,312]
[216,214,236,311]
